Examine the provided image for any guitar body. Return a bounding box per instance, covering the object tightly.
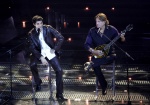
[93,24,133,59]
[94,44,110,58]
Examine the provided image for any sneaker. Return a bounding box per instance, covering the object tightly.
[102,84,108,95]
[84,61,94,74]
[35,85,41,91]
[56,94,67,101]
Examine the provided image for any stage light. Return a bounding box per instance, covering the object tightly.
[139,100,143,104]
[78,76,82,80]
[74,98,81,101]
[111,7,115,11]
[78,22,80,28]
[68,99,71,105]
[86,99,89,105]
[22,21,26,28]
[88,56,92,61]
[64,21,67,28]
[121,99,125,104]
[53,38,57,42]
[67,38,72,42]
[29,76,32,80]
[124,90,127,92]
[46,7,50,10]
[45,76,49,80]
[129,77,132,81]
[85,6,90,11]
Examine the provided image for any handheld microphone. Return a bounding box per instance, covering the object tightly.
[37,28,40,35]
[97,28,101,33]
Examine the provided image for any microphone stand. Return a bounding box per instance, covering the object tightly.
[114,44,134,105]
[100,32,134,105]
[0,38,28,104]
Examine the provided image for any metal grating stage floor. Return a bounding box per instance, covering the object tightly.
[0,63,150,105]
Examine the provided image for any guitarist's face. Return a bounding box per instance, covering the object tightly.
[96,18,105,29]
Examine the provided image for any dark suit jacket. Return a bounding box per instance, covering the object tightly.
[28,25,64,60]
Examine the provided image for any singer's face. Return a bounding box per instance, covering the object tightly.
[33,21,43,29]
[95,18,105,28]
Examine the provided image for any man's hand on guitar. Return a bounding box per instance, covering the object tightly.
[94,50,104,56]
[120,33,125,42]
[89,48,104,57]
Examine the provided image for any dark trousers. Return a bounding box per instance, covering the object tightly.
[30,56,63,96]
[92,54,116,90]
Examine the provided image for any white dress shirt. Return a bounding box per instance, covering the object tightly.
[39,29,56,60]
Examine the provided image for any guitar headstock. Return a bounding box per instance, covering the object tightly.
[126,24,133,31]
[121,24,133,34]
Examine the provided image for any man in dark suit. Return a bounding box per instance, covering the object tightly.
[84,13,125,95]
[28,15,67,100]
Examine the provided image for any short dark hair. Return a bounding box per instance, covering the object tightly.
[32,15,43,24]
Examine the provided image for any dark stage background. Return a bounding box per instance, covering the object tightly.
[0,0,150,64]
[0,1,150,104]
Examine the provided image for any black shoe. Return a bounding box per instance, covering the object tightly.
[102,84,108,95]
[35,85,41,91]
[35,79,42,91]
[84,61,94,74]
[56,95,67,101]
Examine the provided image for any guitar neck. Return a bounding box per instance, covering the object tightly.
[104,33,123,50]
[103,24,132,51]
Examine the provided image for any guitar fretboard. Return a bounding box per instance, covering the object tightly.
[103,35,120,50]
[103,24,132,51]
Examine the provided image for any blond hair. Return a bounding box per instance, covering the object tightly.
[95,13,109,25]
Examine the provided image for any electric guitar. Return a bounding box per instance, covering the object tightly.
[93,24,133,58]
